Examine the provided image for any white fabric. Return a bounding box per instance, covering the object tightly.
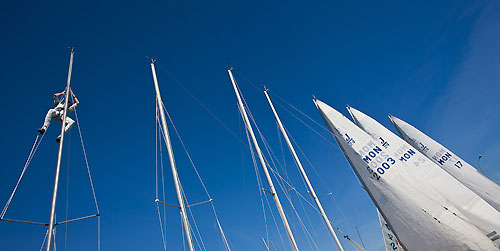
[347,106,500,246]
[377,209,403,251]
[315,100,498,251]
[389,115,500,213]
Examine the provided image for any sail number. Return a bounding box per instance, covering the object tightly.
[361,145,396,179]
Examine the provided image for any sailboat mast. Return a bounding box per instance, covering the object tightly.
[46,48,74,251]
[264,90,344,251]
[150,60,195,251]
[227,69,299,251]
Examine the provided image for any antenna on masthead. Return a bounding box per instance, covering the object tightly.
[146,56,156,64]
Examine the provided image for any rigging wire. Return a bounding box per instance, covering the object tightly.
[155,101,168,251]
[275,99,338,149]
[161,100,232,250]
[238,80,367,250]
[238,106,251,249]
[156,63,247,147]
[156,98,159,200]
[64,133,71,251]
[40,229,49,251]
[260,137,320,250]
[232,69,330,136]
[53,228,57,251]
[155,96,231,251]
[267,92,369,243]
[73,107,101,251]
[153,63,234,249]
[180,183,207,251]
[73,109,99,215]
[151,64,369,250]
[2,96,100,251]
[156,204,167,251]
[156,105,169,249]
[181,214,186,251]
[276,123,289,182]
[1,134,45,219]
[235,81,320,250]
[286,126,359,232]
[240,105,284,250]
[272,92,331,133]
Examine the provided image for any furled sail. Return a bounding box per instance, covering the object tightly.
[376,209,403,251]
[347,106,500,246]
[388,114,500,213]
[314,99,498,250]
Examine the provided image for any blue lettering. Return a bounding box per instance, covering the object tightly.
[373,146,382,154]
[387,157,395,165]
[382,162,390,169]
[363,156,371,163]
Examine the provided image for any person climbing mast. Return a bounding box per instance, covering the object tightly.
[37,89,79,142]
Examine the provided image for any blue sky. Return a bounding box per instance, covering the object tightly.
[1,0,499,250]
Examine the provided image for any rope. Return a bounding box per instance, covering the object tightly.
[1,134,44,219]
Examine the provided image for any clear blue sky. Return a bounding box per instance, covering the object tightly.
[1,0,499,250]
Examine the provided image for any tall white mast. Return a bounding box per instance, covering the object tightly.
[264,89,344,251]
[151,60,195,251]
[46,47,74,251]
[228,69,299,251]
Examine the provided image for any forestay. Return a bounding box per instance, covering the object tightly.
[389,115,500,213]
[347,106,500,246]
[314,99,498,251]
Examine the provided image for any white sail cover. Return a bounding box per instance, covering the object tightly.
[347,106,500,246]
[314,99,498,250]
[377,209,404,251]
[389,115,500,213]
